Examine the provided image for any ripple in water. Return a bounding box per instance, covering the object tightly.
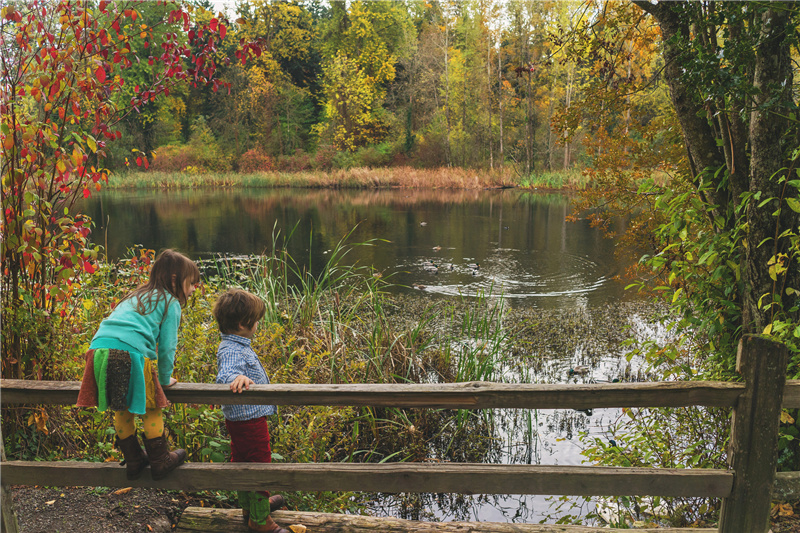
[405,249,610,299]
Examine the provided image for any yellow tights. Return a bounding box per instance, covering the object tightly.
[114,408,164,440]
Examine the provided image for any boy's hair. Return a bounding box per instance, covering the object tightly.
[125,249,201,314]
[213,289,266,334]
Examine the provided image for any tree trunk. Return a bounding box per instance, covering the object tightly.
[741,5,798,335]
[487,19,493,170]
[498,31,503,169]
[444,15,452,167]
[563,67,573,170]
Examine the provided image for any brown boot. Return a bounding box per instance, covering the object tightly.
[142,432,186,481]
[247,516,290,533]
[115,433,149,480]
[243,494,288,522]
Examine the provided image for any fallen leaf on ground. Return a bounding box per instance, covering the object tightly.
[45,500,56,505]
[772,502,795,518]
[288,525,306,533]
[113,487,132,495]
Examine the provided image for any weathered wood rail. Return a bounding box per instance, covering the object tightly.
[178,508,716,533]
[1,336,796,533]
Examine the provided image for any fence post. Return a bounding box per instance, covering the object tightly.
[1,427,21,533]
[718,335,787,533]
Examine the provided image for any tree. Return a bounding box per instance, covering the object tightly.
[0,0,260,379]
[627,1,799,354]
[215,0,316,156]
[554,3,799,522]
[315,0,412,150]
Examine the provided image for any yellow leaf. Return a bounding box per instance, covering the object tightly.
[288,526,307,533]
[45,500,56,505]
[83,299,94,310]
[28,410,49,434]
[781,410,796,424]
[775,502,794,517]
[56,160,66,173]
[114,487,132,495]
[763,324,773,335]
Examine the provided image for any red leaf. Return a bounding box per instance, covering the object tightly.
[84,261,96,274]
[82,189,91,199]
[220,25,226,39]
[209,18,218,32]
[136,156,143,167]
[95,66,106,83]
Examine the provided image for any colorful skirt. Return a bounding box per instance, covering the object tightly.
[77,348,169,414]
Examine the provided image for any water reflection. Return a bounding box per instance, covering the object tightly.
[85,188,634,308]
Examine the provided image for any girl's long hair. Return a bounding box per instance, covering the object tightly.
[122,249,200,315]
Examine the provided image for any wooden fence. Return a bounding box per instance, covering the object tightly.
[2,335,798,532]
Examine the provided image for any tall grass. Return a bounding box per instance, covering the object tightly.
[518,169,589,190]
[107,166,521,190]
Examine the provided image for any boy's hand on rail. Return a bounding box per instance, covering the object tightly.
[230,375,254,393]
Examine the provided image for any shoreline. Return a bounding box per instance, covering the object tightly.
[104,166,591,192]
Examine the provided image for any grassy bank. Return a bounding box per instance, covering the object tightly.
[105,166,593,191]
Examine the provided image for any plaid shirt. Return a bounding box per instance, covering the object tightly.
[215,333,277,421]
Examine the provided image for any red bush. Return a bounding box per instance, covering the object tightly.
[313,145,337,170]
[277,149,312,172]
[238,149,274,172]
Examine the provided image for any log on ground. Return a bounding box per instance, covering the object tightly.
[175,507,718,533]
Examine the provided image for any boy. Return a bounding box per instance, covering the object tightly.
[214,288,292,533]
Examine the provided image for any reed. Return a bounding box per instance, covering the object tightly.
[107,166,531,190]
[519,169,590,190]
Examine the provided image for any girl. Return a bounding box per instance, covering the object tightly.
[77,249,200,480]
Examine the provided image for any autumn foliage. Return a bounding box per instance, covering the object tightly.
[0,0,260,378]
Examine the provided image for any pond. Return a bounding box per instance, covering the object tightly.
[84,187,658,524]
[87,188,638,307]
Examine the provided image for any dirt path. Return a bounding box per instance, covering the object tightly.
[8,486,220,533]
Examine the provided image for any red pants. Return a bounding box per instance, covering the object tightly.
[226,417,271,497]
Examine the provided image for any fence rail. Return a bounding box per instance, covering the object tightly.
[1,461,735,497]
[1,336,796,533]
[3,378,800,409]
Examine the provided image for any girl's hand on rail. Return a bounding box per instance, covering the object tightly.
[164,377,178,387]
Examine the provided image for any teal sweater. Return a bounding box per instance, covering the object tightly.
[90,293,181,413]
